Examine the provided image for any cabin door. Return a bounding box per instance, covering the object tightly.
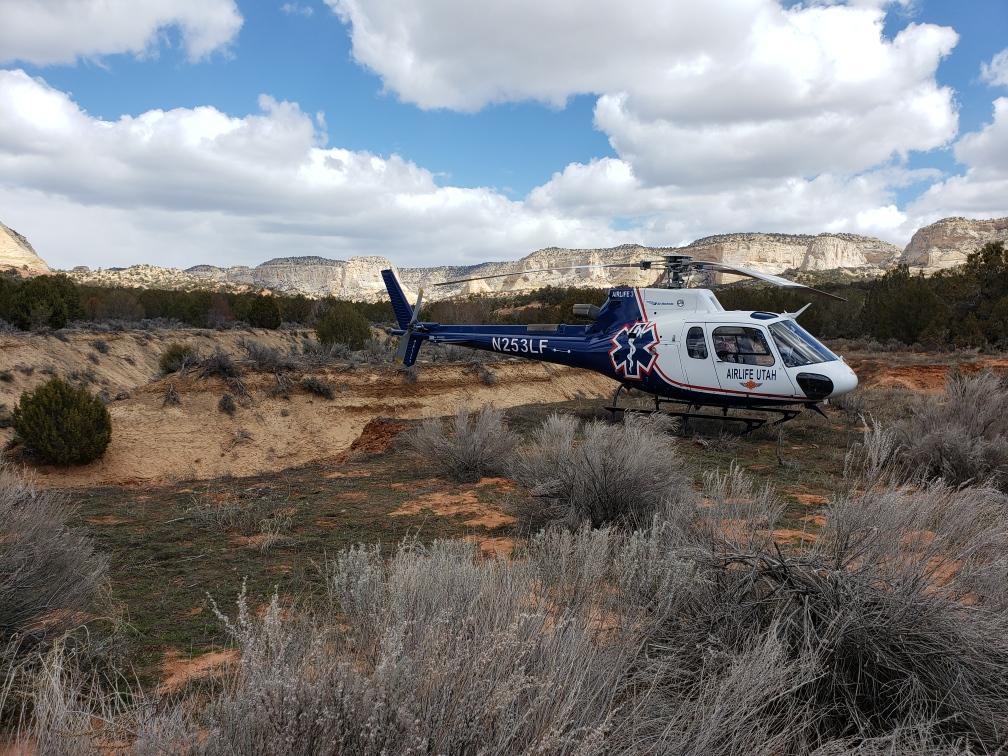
[709,324,796,400]
[679,323,720,395]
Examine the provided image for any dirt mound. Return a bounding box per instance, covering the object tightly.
[335,417,409,463]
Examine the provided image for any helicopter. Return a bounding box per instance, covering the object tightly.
[380,254,858,431]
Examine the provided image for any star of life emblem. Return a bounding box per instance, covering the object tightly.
[609,321,658,379]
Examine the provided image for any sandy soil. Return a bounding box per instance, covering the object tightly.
[2,327,615,486]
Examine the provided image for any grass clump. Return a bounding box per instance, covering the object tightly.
[158,342,199,374]
[12,378,111,465]
[509,412,691,531]
[406,407,518,483]
[899,370,1008,489]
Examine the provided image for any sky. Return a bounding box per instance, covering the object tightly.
[0,0,1006,271]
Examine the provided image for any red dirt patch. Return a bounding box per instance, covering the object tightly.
[801,513,828,528]
[157,648,238,695]
[464,534,516,558]
[335,417,408,463]
[790,493,828,506]
[390,490,514,530]
[773,528,818,546]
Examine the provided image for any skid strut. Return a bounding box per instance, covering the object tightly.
[605,390,804,434]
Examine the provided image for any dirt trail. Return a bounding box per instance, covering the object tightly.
[14,360,614,488]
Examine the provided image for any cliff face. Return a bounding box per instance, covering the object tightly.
[65,233,902,302]
[0,222,49,276]
[900,217,1008,271]
[685,232,898,274]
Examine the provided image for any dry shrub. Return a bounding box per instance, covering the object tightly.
[238,338,293,372]
[509,412,693,531]
[200,348,240,380]
[158,343,198,375]
[299,376,334,400]
[0,466,108,724]
[188,541,631,755]
[405,407,518,483]
[217,393,236,415]
[899,370,1008,489]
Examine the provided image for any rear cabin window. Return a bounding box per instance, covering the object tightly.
[685,326,708,359]
[712,326,775,367]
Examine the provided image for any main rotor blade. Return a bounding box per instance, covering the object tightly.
[693,261,848,302]
[433,262,655,287]
[410,288,424,325]
[395,332,410,361]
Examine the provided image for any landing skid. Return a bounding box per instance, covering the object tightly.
[605,385,803,435]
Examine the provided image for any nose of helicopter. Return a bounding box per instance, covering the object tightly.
[829,361,858,398]
[793,361,858,401]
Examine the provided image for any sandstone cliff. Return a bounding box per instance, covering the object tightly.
[901,217,1008,271]
[158,234,896,301]
[0,222,49,276]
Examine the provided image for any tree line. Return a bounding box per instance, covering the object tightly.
[2,242,1004,349]
[0,277,391,331]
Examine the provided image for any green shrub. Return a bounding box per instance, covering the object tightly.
[315,302,370,351]
[13,378,112,465]
[159,343,199,374]
[241,295,282,329]
[10,276,74,330]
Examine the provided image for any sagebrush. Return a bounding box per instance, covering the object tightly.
[0,466,108,725]
[406,407,518,483]
[509,412,692,531]
[899,370,1008,489]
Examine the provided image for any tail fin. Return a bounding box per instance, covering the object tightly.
[382,269,413,329]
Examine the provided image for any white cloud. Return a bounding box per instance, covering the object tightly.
[981,48,1008,87]
[0,65,1000,273]
[281,3,315,18]
[0,69,622,269]
[0,0,242,65]
[328,0,957,187]
[908,97,1008,222]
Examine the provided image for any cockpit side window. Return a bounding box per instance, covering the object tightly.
[685,326,708,359]
[712,326,775,367]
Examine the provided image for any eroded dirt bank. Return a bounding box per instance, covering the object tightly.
[16,361,615,487]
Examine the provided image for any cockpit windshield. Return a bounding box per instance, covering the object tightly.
[769,319,838,368]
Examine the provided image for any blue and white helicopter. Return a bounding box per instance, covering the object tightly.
[382,254,858,430]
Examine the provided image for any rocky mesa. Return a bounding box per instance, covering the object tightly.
[0,222,50,276]
[900,217,1008,272]
[68,232,901,302]
[14,216,1007,300]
